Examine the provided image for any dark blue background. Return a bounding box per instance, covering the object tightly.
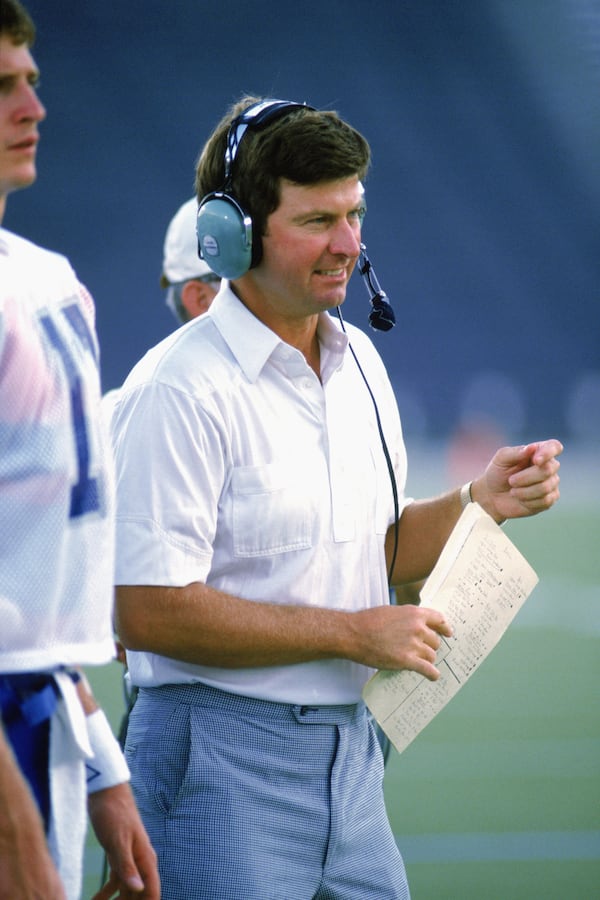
[7,0,599,440]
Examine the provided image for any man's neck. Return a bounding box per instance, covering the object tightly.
[230,280,322,378]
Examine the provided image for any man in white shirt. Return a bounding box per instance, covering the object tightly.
[112,95,562,898]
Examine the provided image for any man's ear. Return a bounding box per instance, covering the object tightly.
[181,280,218,319]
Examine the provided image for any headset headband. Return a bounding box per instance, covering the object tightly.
[223,99,314,184]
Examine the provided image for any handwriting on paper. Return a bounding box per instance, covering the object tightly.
[363,503,538,754]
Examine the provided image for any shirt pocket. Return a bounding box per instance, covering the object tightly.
[231,461,312,557]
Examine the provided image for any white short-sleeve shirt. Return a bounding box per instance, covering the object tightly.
[113,285,409,703]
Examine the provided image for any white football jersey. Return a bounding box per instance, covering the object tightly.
[0,228,116,672]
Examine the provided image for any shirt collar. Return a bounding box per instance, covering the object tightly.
[208,282,349,383]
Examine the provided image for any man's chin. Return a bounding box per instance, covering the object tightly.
[9,169,38,194]
[318,284,348,309]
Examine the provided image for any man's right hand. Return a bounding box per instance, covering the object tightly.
[346,604,453,680]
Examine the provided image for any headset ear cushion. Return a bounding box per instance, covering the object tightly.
[196,194,253,279]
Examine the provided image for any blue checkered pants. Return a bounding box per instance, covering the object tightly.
[125,682,410,899]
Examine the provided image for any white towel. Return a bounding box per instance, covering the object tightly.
[47,671,92,900]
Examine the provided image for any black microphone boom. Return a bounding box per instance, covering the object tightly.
[358,243,395,332]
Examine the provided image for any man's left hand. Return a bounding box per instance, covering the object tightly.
[473,438,563,523]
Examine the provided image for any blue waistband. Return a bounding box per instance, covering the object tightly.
[0,673,60,727]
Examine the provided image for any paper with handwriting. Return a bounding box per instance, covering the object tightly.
[363,502,539,754]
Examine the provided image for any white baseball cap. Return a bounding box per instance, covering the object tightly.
[161,197,219,285]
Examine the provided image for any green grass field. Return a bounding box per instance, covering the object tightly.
[81,447,600,899]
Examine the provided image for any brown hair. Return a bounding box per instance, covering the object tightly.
[195,95,370,242]
[0,0,36,46]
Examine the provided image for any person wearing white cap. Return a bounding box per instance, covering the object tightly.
[160,196,221,323]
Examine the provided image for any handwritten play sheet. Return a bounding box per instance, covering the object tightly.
[363,502,539,754]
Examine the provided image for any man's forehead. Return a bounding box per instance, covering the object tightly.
[0,35,38,74]
[278,176,365,207]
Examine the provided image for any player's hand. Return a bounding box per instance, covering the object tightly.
[88,782,160,899]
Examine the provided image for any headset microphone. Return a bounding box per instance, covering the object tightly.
[358,243,395,332]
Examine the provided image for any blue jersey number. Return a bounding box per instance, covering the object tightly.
[40,305,101,519]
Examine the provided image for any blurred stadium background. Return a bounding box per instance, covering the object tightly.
[9,0,599,448]
[7,0,597,896]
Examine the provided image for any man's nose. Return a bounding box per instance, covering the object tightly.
[329,218,361,257]
[14,81,46,123]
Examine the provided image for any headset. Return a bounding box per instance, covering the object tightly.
[196,99,315,280]
[196,98,396,333]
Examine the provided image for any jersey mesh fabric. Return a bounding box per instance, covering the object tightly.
[0,229,116,671]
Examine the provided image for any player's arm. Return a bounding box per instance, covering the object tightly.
[64,672,160,899]
[0,726,66,899]
[88,783,160,900]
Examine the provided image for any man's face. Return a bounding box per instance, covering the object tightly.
[0,36,46,210]
[248,175,364,323]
